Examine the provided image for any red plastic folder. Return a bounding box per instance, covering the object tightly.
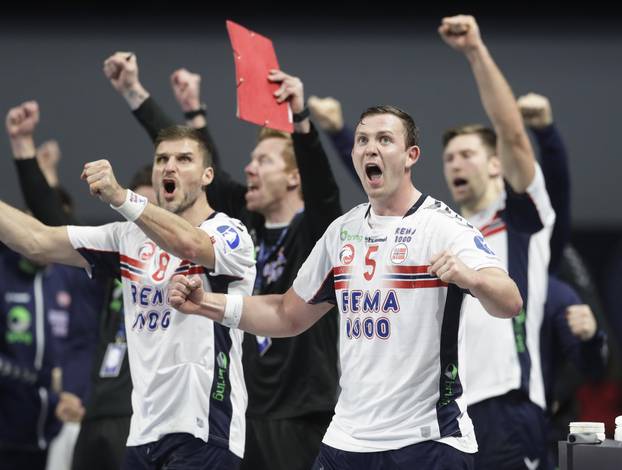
[226,20,293,133]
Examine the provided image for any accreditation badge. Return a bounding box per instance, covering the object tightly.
[99,343,127,378]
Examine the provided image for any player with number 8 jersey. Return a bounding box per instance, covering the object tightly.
[0,124,257,468]
[67,211,254,456]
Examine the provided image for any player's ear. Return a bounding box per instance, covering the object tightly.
[405,145,421,170]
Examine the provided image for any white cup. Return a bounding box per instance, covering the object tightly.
[569,422,605,442]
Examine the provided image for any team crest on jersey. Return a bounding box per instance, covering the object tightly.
[217,225,240,249]
[390,244,408,264]
[138,241,156,261]
[339,244,355,265]
[56,291,72,308]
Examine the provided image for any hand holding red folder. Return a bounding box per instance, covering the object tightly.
[226,20,293,133]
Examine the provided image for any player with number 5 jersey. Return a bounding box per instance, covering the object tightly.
[168,106,523,470]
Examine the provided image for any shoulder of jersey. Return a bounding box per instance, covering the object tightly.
[420,197,455,217]
[329,203,369,226]
[203,212,249,233]
[421,197,474,230]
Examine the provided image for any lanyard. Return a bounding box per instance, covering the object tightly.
[254,226,289,293]
[114,311,126,344]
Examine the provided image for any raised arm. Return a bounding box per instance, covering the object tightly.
[518,93,571,271]
[439,15,535,192]
[80,159,216,268]
[0,200,87,268]
[6,101,75,226]
[308,95,358,184]
[169,68,249,218]
[103,51,176,141]
[268,72,342,239]
[168,275,331,337]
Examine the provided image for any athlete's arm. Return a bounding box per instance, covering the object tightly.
[81,159,216,269]
[429,250,522,318]
[169,275,332,337]
[439,15,535,192]
[0,200,88,268]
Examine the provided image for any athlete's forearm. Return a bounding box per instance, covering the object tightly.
[195,291,318,338]
[466,44,535,192]
[469,267,522,319]
[135,203,215,268]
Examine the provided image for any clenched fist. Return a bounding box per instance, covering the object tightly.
[168,274,206,315]
[308,96,344,133]
[171,68,202,113]
[566,304,597,342]
[438,15,483,53]
[429,250,475,290]
[80,159,126,206]
[517,93,554,129]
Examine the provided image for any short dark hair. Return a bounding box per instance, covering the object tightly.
[357,105,420,148]
[128,164,153,191]
[442,124,497,156]
[154,126,213,167]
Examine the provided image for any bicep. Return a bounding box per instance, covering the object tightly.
[282,288,333,335]
[477,266,506,276]
[38,227,89,268]
[193,228,216,270]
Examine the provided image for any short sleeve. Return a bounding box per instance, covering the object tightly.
[67,222,125,278]
[292,227,336,305]
[503,163,556,234]
[201,219,256,280]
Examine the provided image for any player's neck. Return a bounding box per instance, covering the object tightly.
[460,178,502,219]
[179,197,215,226]
[263,195,303,225]
[370,185,422,217]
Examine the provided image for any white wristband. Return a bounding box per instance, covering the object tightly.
[111,189,148,222]
[222,294,243,329]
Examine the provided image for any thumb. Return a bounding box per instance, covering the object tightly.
[188,275,202,290]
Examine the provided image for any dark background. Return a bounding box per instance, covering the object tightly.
[0,3,620,288]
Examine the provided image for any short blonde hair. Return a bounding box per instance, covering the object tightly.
[257,128,296,171]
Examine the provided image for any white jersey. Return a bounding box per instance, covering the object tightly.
[464,164,554,409]
[67,212,255,457]
[293,195,504,453]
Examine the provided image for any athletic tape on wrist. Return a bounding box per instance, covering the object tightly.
[111,189,148,222]
[222,294,243,329]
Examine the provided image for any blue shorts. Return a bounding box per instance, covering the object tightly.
[468,391,552,470]
[121,433,241,470]
[311,440,474,470]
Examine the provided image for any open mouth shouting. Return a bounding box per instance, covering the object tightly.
[245,181,261,206]
[452,177,469,193]
[162,178,177,200]
[365,162,384,187]
[246,182,259,195]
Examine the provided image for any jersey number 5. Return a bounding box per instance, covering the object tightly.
[364,245,379,281]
